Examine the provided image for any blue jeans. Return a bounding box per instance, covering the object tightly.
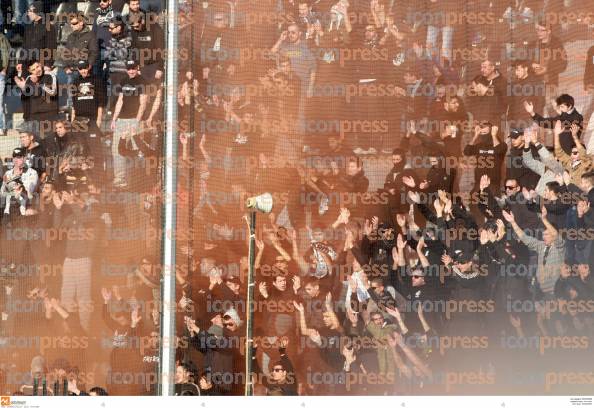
[56,68,78,108]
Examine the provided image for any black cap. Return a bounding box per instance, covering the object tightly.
[125,59,139,69]
[508,128,524,139]
[77,60,89,70]
[452,249,473,264]
[12,147,26,157]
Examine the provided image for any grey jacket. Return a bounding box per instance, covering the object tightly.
[522,144,564,197]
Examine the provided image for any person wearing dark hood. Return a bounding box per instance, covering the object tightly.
[463,121,508,190]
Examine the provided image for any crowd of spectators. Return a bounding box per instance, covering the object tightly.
[1,0,594,397]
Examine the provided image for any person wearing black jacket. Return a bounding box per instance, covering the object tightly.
[337,156,369,194]
[100,287,144,395]
[14,60,58,125]
[507,129,541,191]
[19,129,47,178]
[463,121,508,190]
[477,175,540,233]
[480,59,509,121]
[252,339,298,395]
[18,2,57,71]
[128,11,164,80]
[525,93,583,154]
[70,60,109,179]
[528,19,567,89]
[508,59,546,131]
[43,120,89,182]
[185,309,245,395]
[467,76,503,130]
[59,14,99,109]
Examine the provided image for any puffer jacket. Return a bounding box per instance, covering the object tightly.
[104,30,132,74]
[63,26,99,69]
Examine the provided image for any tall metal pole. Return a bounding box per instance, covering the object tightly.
[245,211,257,396]
[159,0,178,396]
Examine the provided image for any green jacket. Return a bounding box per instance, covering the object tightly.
[366,321,398,375]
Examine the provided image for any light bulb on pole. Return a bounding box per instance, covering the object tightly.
[244,192,273,396]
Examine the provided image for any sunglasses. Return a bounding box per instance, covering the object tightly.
[505,185,517,190]
[273,368,284,372]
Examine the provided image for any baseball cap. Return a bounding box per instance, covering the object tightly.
[452,249,473,264]
[12,147,26,157]
[77,60,89,70]
[125,59,139,69]
[508,128,524,139]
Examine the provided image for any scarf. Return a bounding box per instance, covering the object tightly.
[96,5,114,27]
